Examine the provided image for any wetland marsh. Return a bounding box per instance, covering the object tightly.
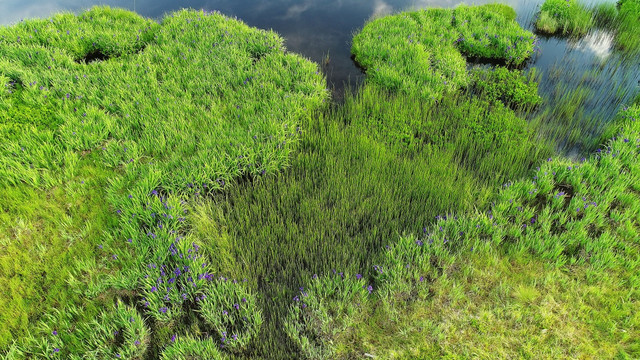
[1,0,639,359]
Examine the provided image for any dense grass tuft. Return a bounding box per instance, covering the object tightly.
[616,0,640,52]
[535,0,594,36]
[469,66,542,109]
[0,6,327,358]
[351,4,536,101]
[160,335,226,359]
[0,154,118,349]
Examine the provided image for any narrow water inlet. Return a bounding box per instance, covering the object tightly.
[529,29,640,155]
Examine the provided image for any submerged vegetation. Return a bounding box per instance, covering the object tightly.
[536,0,640,54]
[0,1,639,359]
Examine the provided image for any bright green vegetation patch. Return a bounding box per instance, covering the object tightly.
[285,99,640,359]
[535,0,594,36]
[160,335,225,359]
[0,6,326,189]
[0,6,327,358]
[351,4,536,100]
[617,0,640,52]
[0,154,118,348]
[290,253,639,359]
[469,66,542,110]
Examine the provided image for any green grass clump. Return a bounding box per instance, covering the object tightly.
[284,99,640,358]
[469,67,542,109]
[70,302,150,359]
[535,0,594,36]
[0,6,327,189]
[0,154,118,349]
[616,0,640,52]
[0,6,327,358]
[285,273,370,359]
[197,278,263,352]
[351,4,536,101]
[160,336,225,360]
[14,302,149,359]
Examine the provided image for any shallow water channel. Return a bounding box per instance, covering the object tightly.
[3,0,639,154]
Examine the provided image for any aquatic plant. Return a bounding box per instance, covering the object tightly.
[535,0,594,36]
[616,0,640,52]
[10,302,149,359]
[0,6,327,189]
[469,66,542,109]
[285,273,370,359]
[197,277,263,352]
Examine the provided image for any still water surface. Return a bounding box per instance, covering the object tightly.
[2,0,639,152]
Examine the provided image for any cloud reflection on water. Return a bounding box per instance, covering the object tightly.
[570,30,614,60]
